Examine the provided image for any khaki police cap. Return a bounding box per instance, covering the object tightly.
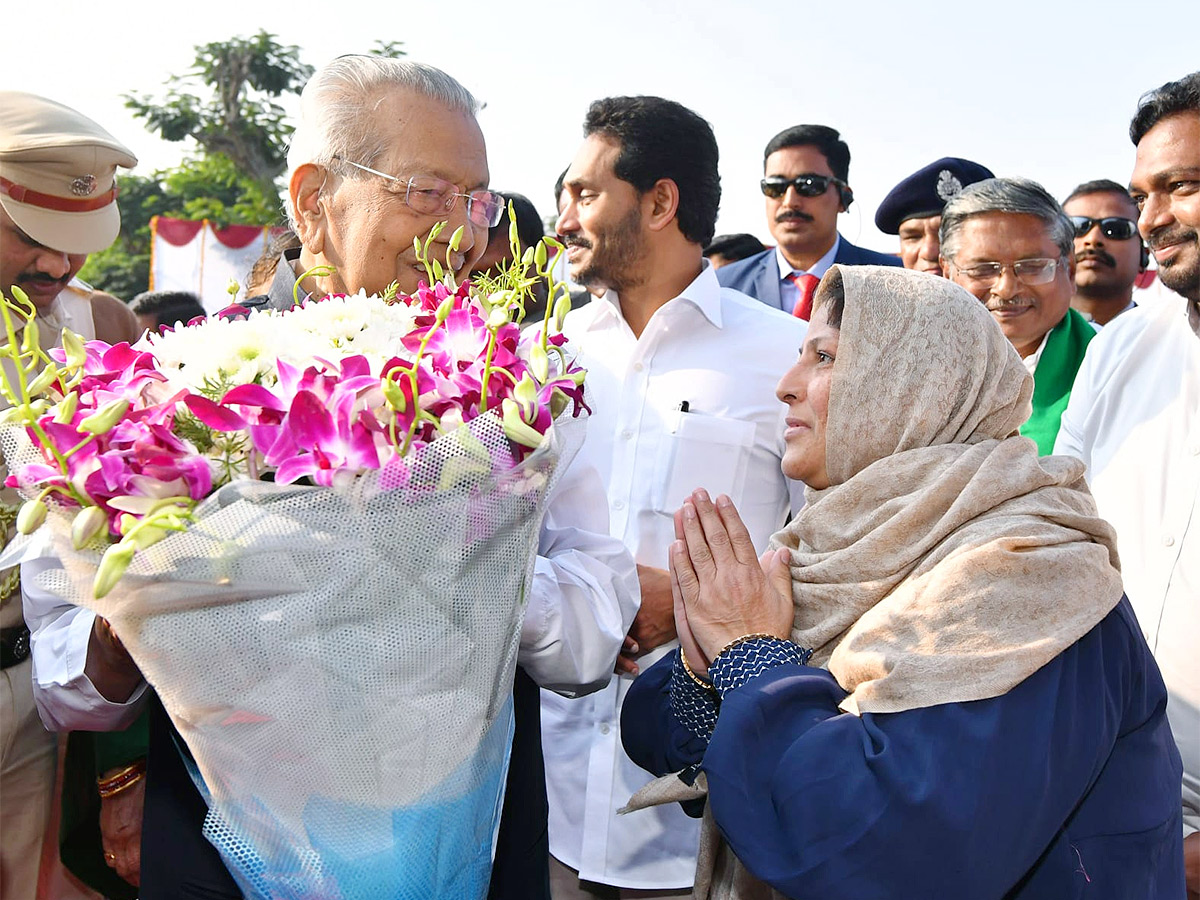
[0,91,138,255]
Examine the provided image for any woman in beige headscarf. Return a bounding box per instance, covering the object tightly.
[621,265,1184,899]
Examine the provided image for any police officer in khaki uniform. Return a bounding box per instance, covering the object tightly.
[0,90,139,900]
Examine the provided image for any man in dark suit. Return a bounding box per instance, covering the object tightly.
[717,124,901,316]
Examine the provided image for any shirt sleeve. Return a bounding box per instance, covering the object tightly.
[1052,350,1095,464]
[700,603,1170,897]
[621,650,711,777]
[22,551,147,733]
[519,456,640,697]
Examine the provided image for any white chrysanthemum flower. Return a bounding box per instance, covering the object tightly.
[135,293,424,393]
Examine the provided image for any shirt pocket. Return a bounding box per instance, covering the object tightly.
[653,410,756,515]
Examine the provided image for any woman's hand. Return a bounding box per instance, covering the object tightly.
[670,489,793,664]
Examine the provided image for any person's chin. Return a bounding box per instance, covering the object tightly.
[1158,259,1199,298]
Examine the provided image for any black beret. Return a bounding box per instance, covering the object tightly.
[875,157,995,234]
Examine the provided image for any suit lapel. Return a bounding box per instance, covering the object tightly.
[754,255,784,312]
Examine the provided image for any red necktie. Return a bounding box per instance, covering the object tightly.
[789,272,820,320]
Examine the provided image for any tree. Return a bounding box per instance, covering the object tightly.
[78,155,281,300]
[125,31,313,195]
[84,33,405,297]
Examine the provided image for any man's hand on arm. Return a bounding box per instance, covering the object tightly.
[85,617,142,703]
[618,565,677,677]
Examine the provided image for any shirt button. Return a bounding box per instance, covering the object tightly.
[1191,444,1200,456]
[599,723,610,735]
[1163,535,1175,547]
[633,362,644,372]
[613,500,625,511]
[620,429,634,440]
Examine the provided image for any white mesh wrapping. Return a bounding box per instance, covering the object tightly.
[8,410,584,899]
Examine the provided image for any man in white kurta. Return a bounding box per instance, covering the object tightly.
[1054,76,1200,893]
[543,95,805,895]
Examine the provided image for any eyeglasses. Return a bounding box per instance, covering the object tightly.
[333,157,506,228]
[951,257,1061,288]
[1068,216,1139,241]
[760,173,844,199]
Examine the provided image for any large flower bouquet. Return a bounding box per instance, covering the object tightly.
[1,224,585,899]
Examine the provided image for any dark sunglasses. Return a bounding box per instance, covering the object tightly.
[1069,215,1139,241]
[760,173,842,199]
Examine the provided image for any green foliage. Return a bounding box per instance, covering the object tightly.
[125,30,313,191]
[79,154,283,298]
[86,31,405,298]
[369,40,406,58]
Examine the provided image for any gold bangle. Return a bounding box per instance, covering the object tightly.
[679,649,714,690]
[97,759,146,798]
[713,633,779,662]
[98,771,143,799]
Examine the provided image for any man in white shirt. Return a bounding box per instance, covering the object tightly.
[544,95,806,898]
[1055,70,1200,896]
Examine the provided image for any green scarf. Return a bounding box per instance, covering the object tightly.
[1020,308,1095,455]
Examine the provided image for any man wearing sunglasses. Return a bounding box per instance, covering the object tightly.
[1062,179,1147,326]
[717,124,900,319]
[940,177,1094,454]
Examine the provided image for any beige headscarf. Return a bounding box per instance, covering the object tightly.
[626,265,1125,900]
[777,264,1123,714]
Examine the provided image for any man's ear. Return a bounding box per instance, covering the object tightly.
[645,178,680,234]
[290,163,330,254]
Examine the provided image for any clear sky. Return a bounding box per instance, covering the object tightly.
[4,0,1198,254]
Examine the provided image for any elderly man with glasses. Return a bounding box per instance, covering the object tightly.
[940,176,1096,454]
[248,60,505,306]
[717,124,901,319]
[1062,179,1149,325]
[29,55,639,900]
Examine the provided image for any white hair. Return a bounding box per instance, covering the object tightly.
[284,56,479,227]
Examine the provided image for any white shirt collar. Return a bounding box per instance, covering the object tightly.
[591,260,724,332]
[775,234,841,281]
[1022,329,1053,375]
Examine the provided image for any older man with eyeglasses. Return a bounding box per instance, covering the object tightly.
[29,56,639,900]
[940,177,1096,454]
[244,59,504,307]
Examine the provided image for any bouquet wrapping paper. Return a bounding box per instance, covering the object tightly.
[7,410,582,899]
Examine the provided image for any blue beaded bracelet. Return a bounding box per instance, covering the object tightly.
[709,637,813,699]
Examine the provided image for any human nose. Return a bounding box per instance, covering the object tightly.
[919,230,939,262]
[991,264,1022,297]
[556,198,578,237]
[775,357,805,403]
[1079,222,1104,245]
[781,183,806,206]
[1138,193,1172,242]
[33,247,72,279]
